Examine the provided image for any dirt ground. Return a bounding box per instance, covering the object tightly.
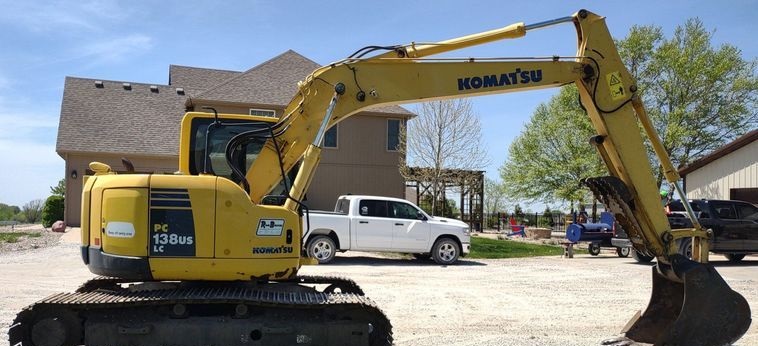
[1,229,756,346]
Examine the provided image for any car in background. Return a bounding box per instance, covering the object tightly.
[619,199,758,263]
[303,195,471,265]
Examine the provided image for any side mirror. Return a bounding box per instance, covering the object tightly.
[417,212,427,221]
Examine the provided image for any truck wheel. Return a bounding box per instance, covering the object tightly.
[588,243,601,256]
[616,247,630,257]
[307,235,336,264]
[632,250,654,263]
[676,238,693,259]
[724,254,745,262]
[431,238,460,265]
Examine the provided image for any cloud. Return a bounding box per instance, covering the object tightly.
[0,74,9,89]
[0,138,63,206]
[70,34,155,66]
[0,78,62,206]
[0,0,129,33]
[0,94,58,140]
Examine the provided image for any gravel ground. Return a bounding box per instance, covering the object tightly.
[1,229,756,346]
[0,224,62,253]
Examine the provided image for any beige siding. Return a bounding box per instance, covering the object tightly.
[308,164,405,210]
[305,115,405,210]
[321,115,403,165]
[64,153,177,226]
[685,141,758,199]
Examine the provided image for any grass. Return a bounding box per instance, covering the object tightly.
[0,232,41,243]
[469,236,578,259]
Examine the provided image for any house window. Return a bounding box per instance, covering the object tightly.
[387,119,401,151]
[249,108,276,117]
[323,125,338,148]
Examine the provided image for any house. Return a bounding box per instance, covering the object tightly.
[56,50,414,226]
[678,129,758,204]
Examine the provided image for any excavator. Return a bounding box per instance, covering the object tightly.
[9,9,751,346]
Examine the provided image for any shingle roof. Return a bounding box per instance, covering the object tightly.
[192,50,317,106]
[56,77,188,156]
[168,65,240,96]
[57,50,414,156]
[191,50,412,116]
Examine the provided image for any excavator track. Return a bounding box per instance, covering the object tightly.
[9,276,391,346]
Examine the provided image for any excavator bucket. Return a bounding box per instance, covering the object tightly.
[604,254,751,346]
[585,176,751,345]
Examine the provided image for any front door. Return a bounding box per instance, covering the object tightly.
[735,202,758,252]
[708,201,745,251]
[390,201,431,251]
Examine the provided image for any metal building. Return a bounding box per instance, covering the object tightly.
[679,130,758,204]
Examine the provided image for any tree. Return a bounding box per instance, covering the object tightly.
[21,199,44,224]
[617,20,758,183]
[0,203,21,221]
[501,19,757,205]
[483,178,507,228]
[500,85,605,207]
[50,178,66,197]
[42,195,65,227]
[399,99,489,215]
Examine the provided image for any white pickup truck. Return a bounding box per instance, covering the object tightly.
[302,195,471,265]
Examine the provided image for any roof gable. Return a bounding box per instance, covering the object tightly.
[56,77,188,156]
[193,50,413,116]
[192,50,320,106]
[168,65,240,96]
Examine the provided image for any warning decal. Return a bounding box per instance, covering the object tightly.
[606,71,625,101]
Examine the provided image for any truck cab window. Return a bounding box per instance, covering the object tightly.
[359,200,389,217]
[391,202,421,220]
[736,203,758,221]
[711,202,737,220]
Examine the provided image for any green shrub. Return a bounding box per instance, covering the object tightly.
[42,195,65,228]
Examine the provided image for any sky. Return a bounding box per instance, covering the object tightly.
[0,0,756,208]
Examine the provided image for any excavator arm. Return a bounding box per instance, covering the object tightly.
[238,9,750,345]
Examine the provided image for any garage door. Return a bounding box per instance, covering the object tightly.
[731,188,758,205]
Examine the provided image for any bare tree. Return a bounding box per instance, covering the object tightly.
[21,199,44,223]
[399,99,489,215]
[483,178,507,228]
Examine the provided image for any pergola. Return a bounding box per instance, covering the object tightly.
[404,167,484,232]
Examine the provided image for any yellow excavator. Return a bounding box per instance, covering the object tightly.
[10,9,751,346]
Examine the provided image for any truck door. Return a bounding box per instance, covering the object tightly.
[353,199,394,250]
[734,202,758,252]
[389,201,431,251]
[708,201,745,251]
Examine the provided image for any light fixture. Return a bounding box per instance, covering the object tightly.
[70,170,78,179]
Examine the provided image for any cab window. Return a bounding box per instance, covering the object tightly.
[391,202,421,220]
[710,202,737,220]
[189,118,269,181]
[358,200,389,217]
[335,198,350,214]
[736,203,758,221]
